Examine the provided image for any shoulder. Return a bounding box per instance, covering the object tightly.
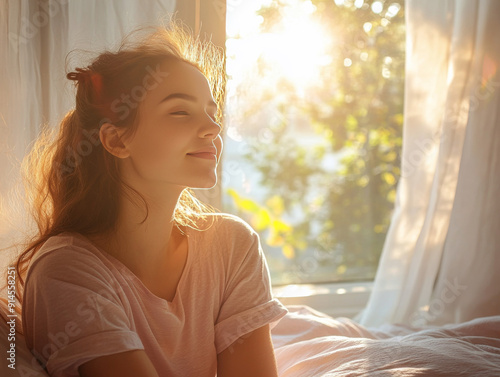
[193,212,259,243]
[192,213,263,266]
[26,232,113,284]
[22,233,124,322]
[208,212,257,233]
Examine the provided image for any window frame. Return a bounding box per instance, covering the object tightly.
[272,281,372,318]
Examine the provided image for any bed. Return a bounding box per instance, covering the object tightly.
[272,305,500,376]
[2,301,500,376]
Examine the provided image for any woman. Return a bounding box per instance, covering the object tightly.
[14,21,288,377]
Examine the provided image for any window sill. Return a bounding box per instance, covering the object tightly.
[272,281,373,319]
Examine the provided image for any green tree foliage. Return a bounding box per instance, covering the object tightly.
[226,0,405,283]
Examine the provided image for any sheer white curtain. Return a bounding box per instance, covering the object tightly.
[0,0,176,272]
[357,0,500,327]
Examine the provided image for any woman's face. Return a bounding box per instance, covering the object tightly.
[120,59,223,192]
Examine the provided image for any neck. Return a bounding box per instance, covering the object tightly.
[90,183,187,278]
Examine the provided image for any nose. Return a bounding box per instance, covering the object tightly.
[199,113,222,140]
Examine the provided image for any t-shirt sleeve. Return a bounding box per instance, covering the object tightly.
[214,218,288,354]
[22,246,144,377]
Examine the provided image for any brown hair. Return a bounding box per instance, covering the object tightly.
[1,19,225,331]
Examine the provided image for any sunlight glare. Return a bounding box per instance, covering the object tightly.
[354,0,364,9]
[259,4,333,90]
[371,1,384,14]
[226,0,334,95]
[386,3,401,18]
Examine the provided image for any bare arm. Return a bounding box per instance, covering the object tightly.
[78,349,159,377]
[217,324,279,377]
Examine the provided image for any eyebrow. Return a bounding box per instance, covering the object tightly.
[159,92,217,108]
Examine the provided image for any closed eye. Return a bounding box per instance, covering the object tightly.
[171,111,189,116]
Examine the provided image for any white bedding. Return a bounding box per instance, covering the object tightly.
[271,305,500,377]
[2,302,500,376]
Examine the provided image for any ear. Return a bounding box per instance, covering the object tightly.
[99,123,131,159]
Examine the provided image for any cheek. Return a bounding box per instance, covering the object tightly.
[128,128,183,174]
[136,134,166,163]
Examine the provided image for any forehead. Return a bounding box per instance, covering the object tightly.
[143,59,214,106]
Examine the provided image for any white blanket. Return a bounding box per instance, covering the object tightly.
[2,302,500,376]
[271,305,500,377]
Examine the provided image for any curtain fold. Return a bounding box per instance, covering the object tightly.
[357,0,500,327]
[0,0,176,270]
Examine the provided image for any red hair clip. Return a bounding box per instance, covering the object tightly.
[90,72,103,101]
[67,68,103,102]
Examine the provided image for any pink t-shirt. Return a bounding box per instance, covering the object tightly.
[21,213,288,377]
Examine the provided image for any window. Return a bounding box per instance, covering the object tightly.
[221,0,405,287]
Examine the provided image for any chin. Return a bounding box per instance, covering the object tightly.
[189,176,218,190]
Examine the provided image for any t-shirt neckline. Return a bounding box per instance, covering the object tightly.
[72,228,195,308]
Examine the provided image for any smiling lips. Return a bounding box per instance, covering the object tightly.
[187,146,217,160]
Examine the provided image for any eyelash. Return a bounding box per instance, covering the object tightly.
[170,110,218,121]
